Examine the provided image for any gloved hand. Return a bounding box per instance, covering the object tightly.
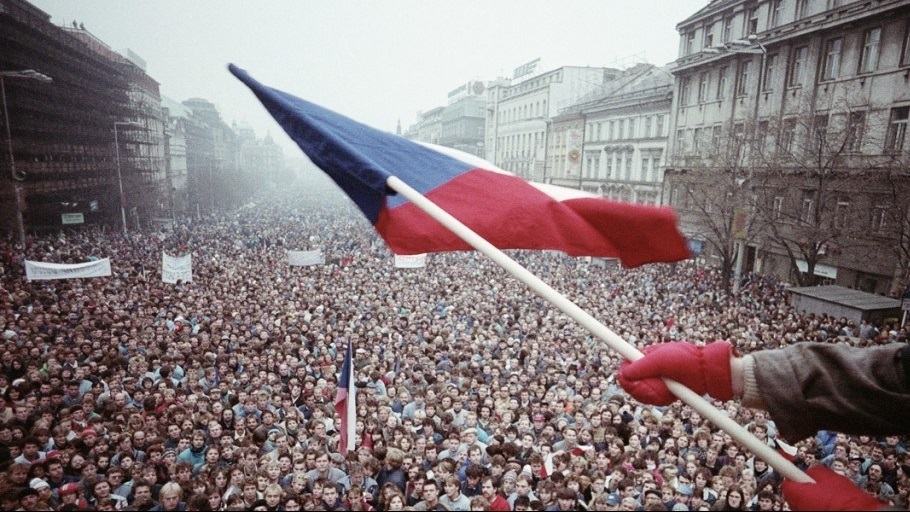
[618,341,734,405]
[782,465,886,511]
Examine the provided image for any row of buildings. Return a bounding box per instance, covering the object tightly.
[403,0,910,297]
[0,0,286,238]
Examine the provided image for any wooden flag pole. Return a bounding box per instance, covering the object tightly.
[386,175,813,484]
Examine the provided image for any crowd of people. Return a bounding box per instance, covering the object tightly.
[0,184,908,511]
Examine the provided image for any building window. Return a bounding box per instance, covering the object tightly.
[834,199,850,229]
[608,121,614,140]
[813,114,829,150]
[625,152,633,180]
[628,118,636,139]
[902,21,910,66]
[676,128,687,155]
[704,23,714,48]
[698,72,709,102]
[686,31,696,55]
[871,207,887,232]
[770,0,782,28]
[746,8,759,35]
[606,153,613,178]
[795,0,809,19]
[717,66,727,99]
[712,125,722,148]
[822,37,843,81]
[886,106,909,152]
[737,60,751,96]
[618,119,625,139]
[680,77,691,107]
[757,120,770,153]
[656,115,664,137]
[780,118,796,154]
[641,157,650,181]
[801,190,815,224]
[763,53,778,91]
[846,111,865,152]
[644,116,652,138]
[789,46,807,87]
[693,127,702,152]
[723,16,733,42]
[858,27,882,74]
[773,196,784,219]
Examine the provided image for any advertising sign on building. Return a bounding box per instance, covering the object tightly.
[61,213,85,225]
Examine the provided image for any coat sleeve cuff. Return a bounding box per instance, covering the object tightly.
[740,355,765,410]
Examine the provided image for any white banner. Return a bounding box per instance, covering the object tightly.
[394,254,427,269]
[162,253,193,284]
[288,250,325,266]
[61,213,85,225]
[25,259,112,281]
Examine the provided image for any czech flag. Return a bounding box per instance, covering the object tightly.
[334,341,356,454]
[229,64,689,267]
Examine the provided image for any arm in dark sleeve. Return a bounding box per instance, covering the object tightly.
[741,342,910,441]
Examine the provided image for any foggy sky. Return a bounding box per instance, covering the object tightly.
[30,0,705,156]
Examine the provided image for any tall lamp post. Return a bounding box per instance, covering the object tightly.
[705,36,767,292]
[0,69,52,246]
[113,121,142,236]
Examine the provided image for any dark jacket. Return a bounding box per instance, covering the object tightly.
[743,342,910,441]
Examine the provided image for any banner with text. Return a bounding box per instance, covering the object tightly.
[162,253,193,284]
[288,250,325,266]
[394,254,427,269]
[25,258,112,281]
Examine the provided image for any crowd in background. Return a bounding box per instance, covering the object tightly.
[0,185,908,511]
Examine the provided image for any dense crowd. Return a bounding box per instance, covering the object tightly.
[0,185,908,511]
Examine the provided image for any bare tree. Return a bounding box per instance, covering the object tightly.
[672,122,759,290]
[750,103,893,287]
[881,152,910,296]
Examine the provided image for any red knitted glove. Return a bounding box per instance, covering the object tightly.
[782,466,886,511]
[618,341,734,405]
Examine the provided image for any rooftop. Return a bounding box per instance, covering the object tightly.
[788,285,901,311]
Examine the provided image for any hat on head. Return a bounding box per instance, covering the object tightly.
[58,483,80,496]
[29,478,49,491]
[80,429,97,439]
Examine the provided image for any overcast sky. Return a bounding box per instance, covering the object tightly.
[31,0,704,155]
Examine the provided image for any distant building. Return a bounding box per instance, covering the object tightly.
[0,0,132,233]
[440,81,486,157]
[548,64,673,205]
[63,28,168,228]
[485,64,622,181]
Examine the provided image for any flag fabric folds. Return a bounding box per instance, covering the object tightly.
[334,341,356,454]
[228,64,690,267]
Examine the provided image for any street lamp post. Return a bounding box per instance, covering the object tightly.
[0,69,52,246]
[113,121,142,236]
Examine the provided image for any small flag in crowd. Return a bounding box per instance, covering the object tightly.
[334,341,356,453]
[228,65,690,268]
